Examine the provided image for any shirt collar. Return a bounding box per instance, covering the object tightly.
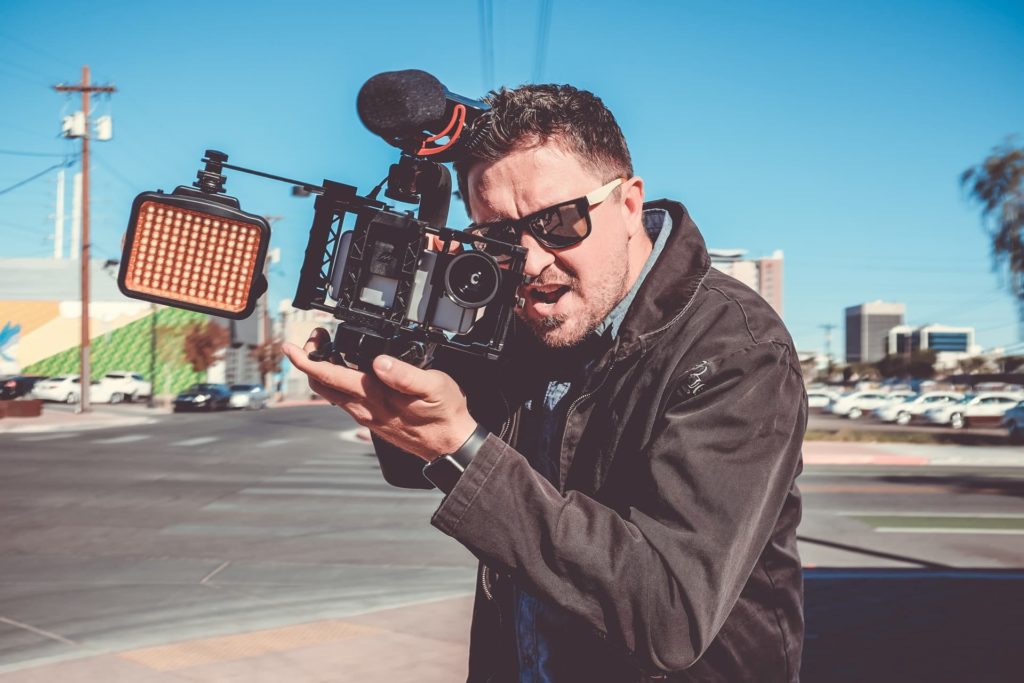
[594,207,673,339]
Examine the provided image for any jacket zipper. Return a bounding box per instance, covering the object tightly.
[557,359,616,491]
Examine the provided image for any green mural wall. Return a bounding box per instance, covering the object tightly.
[24,308,208,395]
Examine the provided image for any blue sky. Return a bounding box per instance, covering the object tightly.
[1,0,1022,357]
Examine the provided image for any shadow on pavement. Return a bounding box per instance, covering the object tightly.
[803,568,1024,682]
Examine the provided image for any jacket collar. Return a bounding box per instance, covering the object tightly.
[500,199,711,371]
[613,199,711,359]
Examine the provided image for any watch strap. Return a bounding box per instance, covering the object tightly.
[422,423,490,494]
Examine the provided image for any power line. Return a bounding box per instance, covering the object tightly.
[479,0,495,90]
[0,159,74,197]
[0,148,74,158]
[533,0,553,83]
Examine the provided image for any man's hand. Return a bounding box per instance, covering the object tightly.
[282,328,478,461]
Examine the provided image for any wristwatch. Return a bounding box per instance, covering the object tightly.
[422,423,490,494]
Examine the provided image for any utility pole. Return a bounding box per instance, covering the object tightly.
[820,323,836,377]
[54,66,116,413]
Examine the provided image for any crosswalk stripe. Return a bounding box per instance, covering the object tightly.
[255,438,295,448]
[269,475,386,485]
[18,433,81,442]
[171,437,219,447]
[92,435,151,444]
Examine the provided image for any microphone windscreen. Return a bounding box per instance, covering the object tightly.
[357,70,448,139]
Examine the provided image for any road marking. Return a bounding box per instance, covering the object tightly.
[875,527,1024,535]
[835,511,1024,519]
[200,561,231,584]
[91,434,151,444]
[18,433,81,442]
[171,437,219,447]
[802,484,950,494]
[256,438,295,448]
[0,615,78,646]
[338,427,372,444]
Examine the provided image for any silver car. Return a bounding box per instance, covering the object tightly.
[228,384,269,410]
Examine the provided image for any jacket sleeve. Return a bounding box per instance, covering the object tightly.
[429,340,806,673]
[372,433,434,489]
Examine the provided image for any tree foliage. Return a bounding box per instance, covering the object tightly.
[875,350,937,379]
[250,340,284,388]
[183,320,229,373]
[961,141,1024,306]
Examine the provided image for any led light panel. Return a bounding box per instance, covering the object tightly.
[123,201,263,315]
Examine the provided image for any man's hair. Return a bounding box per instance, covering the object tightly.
[454,84,633,216]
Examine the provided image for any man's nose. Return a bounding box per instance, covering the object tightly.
[520,232,555,279]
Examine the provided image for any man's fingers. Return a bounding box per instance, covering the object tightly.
[372,355,439,400]
[282,340,369,400]
[302,327,330,354]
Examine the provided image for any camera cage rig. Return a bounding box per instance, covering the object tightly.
[187,149,529,371]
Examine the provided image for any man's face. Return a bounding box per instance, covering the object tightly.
[467,143,642,348]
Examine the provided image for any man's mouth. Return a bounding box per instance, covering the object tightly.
[528,284,571,304]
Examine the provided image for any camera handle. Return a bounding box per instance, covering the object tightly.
[385,155,452,229]
[313,326,439,371]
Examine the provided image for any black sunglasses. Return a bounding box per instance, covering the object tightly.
[467,178,624,261]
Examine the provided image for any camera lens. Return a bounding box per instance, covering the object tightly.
[444,252,501,309]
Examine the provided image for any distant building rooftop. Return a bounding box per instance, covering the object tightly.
[0,258,126,302]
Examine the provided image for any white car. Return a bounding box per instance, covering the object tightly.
[830,391,916,419]
[98,371,152,403]
[32,375,82,403]
[924,392,1023,429]
[807,389,841,411]
[31,375,117,404]
[873,391,966,425]
[228,384,269,410]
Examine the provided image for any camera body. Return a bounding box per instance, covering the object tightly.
[117,71,527,372]
[292,177,528,372]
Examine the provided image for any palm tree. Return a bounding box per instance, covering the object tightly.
[961,140,1024,338]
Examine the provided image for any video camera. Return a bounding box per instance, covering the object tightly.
[116,70,529,371]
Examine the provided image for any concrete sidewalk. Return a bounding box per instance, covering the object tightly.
[0,596,475,682]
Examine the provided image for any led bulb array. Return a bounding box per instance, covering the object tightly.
[124,202,262,314]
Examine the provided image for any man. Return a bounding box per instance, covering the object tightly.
[283,84,806,682]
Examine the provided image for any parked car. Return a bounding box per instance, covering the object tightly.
[924,392,1023,429]
[807,389,841,411]
[98,371,152,403]
[228,384,269,410]
[173,383,232,412]
[31,375,82,403]
[1,375,46,400]
[29,375,119,404]
[1000,401,1024,444]
[829,391,916,419]
[873,391,966,425]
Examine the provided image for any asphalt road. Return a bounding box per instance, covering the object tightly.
[2,404,1023,674]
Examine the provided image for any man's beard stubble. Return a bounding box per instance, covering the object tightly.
[519,256,630,349]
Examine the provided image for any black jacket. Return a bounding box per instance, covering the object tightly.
[374,200,807,682]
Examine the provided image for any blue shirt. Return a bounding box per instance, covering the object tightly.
[514,208,672,682]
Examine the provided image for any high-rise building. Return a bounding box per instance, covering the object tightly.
[845,301,905,363]
[709,249,784,316]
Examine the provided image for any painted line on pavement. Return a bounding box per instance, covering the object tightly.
[256,438,295,448]
[239,487,439,499]
[834,511,1024,519]
[171,437,219,447]
[17,433,82,442]
[91,434,151,444]
[338,427,372,444]
[0,615,78,646]
[875,527,1024,535]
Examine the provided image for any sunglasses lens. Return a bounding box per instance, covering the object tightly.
[530,203,588,248]
[469,224,515,264]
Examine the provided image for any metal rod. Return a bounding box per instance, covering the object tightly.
[216,161,325,195]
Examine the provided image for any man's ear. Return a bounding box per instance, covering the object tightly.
[621,176,646,239]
